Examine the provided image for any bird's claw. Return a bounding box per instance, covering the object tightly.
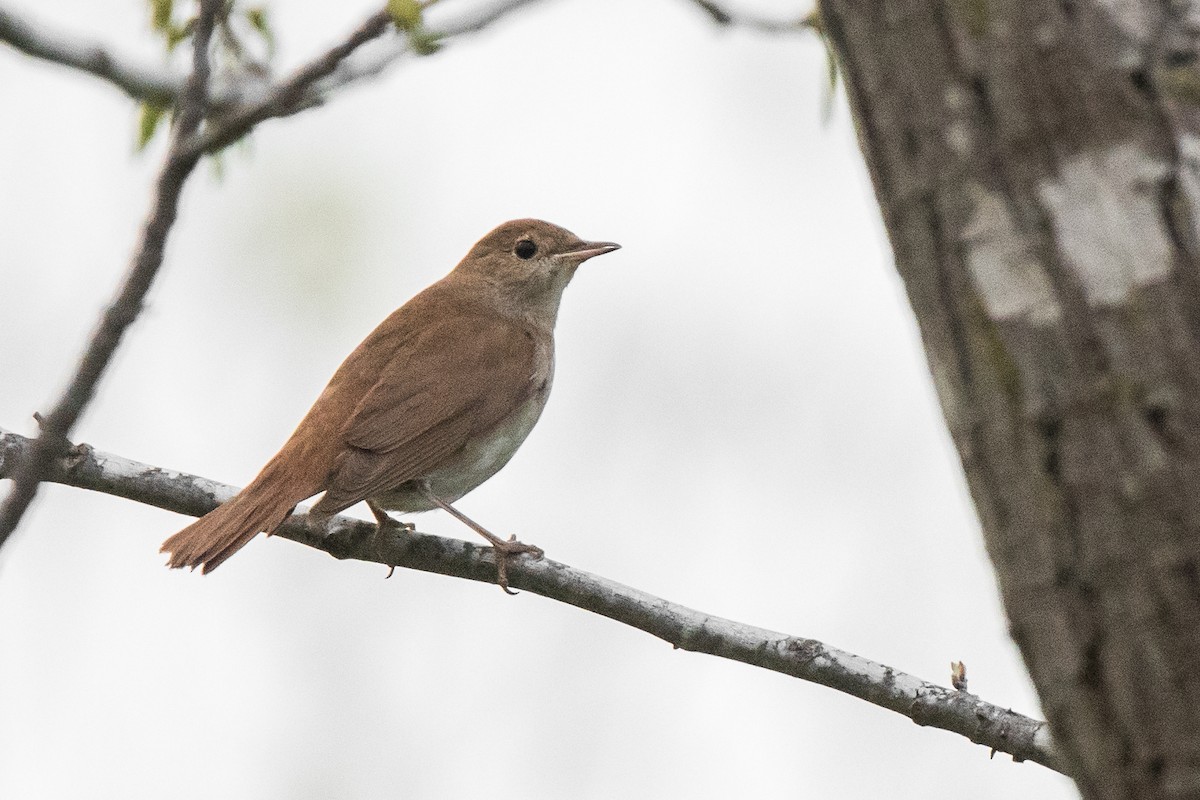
[489,536,543,594]
[369,506,416,580]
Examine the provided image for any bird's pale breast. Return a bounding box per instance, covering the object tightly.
[370,360,554,514]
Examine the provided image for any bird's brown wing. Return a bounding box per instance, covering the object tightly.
[312,314,540,514]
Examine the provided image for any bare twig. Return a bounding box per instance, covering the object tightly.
[182,10,394,156]
[0,1,545,126]
[312,0,546,96]
[0,427,1066,775]
[0,0,810,121]
[685,0,812,32]
[0,4,181,103]
[184,0,550,156]
[0,2,274,112]
[171,1,221,139]
[0,0,222,549]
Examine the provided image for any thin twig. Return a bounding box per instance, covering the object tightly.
[0,427,1066,775]
[0,0,222,549]
[311,0,546,96]
[0,0,810,123]
[0,4,181,103]
[0,0,540,113]
[685,0,811,32]
[180,0,549,158]
[182,10,393,157]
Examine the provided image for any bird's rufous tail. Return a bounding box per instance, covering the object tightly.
[160,462,316,573]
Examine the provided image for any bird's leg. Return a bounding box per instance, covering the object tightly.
[414,481,543,595]
[367,500,415,532]
[367,500,415,579]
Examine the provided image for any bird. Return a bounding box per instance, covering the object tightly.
[160,218,620,592]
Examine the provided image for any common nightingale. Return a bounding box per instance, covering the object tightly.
[161,219,620,591]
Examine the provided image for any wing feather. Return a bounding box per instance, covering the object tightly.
[313,313,540,513]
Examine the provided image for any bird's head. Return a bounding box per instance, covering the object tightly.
[454,219,620,323]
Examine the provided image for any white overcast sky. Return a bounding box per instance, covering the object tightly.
[0,1,1075,798]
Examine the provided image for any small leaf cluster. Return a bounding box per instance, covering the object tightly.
[800,9,840,124]
[387,0,443,56]
[137,0,278,151]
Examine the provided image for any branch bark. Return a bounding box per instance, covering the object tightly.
[0,427,1064,775]
[0,0,222,549]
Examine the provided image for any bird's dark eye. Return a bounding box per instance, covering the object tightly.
[514,239,537,260]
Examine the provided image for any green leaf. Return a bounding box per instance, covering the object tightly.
[801,10,840,124]
[137,101,169,151]
[949,0,989,39]
[245,6,267,32]
[408,28,443,56]
[1157,66,1200,105]
[387,0,423,31]
[150,0,174,32]
[820,38,839,122]
[165,18,195,51]
[245,7,276,57]
[209,148,227,181]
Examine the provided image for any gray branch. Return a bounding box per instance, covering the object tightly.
[0,427,1066,776]
[0,5,181,103]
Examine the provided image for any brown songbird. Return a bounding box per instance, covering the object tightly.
[161,219,620,591]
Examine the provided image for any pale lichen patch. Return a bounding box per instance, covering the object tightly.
[946,121,971,155]
[943,86,972,155]
[1173,133,1200,242]
[926,347,964,438]
[1094,0,1152,67]
[944,85,970,113]
[1038,142,1172,307]
[962,183,1062,324]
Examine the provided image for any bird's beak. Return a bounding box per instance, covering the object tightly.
[561,240,621,263]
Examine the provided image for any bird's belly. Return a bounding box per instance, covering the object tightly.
[372,390,549,512]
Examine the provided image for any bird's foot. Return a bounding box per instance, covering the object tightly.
[487,535,544,595]
[377,518,417,534]
[377,520,416,579]
[367,501,416,578]
[408,481,542,594]
[367,500,413,532]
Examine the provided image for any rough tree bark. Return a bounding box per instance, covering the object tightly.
[818,1,1200,797]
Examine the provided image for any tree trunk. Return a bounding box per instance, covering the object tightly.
[818,1,1200,797]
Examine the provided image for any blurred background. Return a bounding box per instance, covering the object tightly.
[0,1,1075,798]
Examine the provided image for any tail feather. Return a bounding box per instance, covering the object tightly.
[161,466,315,573]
